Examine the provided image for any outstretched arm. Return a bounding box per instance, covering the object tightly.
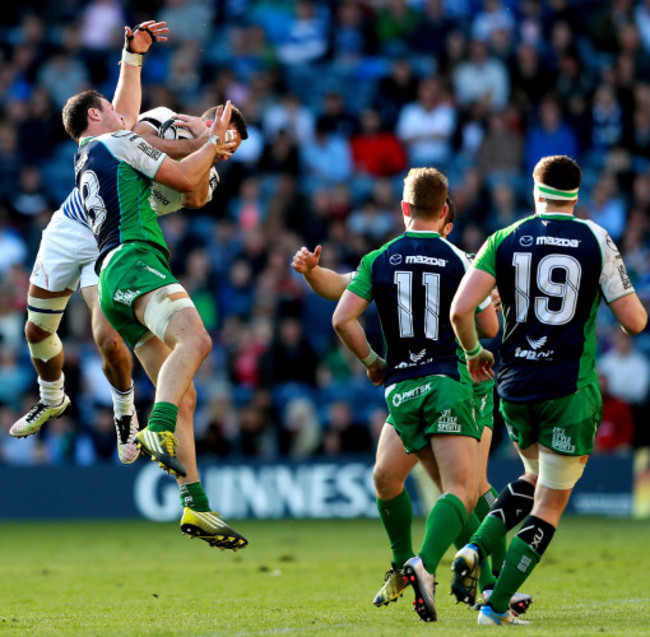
[113,21,168,130]
[154,102,232,193]
[291,245,352,301]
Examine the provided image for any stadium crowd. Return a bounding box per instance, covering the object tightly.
[0,0,649,465]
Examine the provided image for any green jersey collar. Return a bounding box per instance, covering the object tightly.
[535,212,575,221]
[79,136,96,148]
[405,230,441,238]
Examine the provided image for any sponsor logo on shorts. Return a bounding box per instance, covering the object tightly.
[536,236,580,248]
[152,188,171,206]
[114,289,140,306]
[551,427,576,453]
[405,255,446,267]
[144,265,167,279]
[391,382,432,407]
[437,409,461,433]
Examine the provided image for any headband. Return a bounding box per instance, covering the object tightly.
[534,180,579,200]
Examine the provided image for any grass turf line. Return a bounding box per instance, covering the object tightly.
[0,517,647,635]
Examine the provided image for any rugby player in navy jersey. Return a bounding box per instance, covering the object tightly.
[331,168,499,622]
[450,155,647,626]
[9,22,169,461]
[291,199,532,615]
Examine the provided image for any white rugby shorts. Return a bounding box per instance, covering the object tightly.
[30,210,99,292]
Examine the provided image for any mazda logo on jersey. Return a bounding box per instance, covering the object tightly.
[389,254,403,265]
[519,235,534,246]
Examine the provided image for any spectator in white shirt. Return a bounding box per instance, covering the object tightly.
[453,38,510,111]
[396,77,456,167]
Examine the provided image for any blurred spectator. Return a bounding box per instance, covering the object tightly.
[453,38,510,111]
[79,0,125,51]
[396,77,456,167]
[372,58,419,129]
[599,331,650,407]
[277,0,329,66]
[595,372,635,453]
[525,96,578,174]
[281,396,321,458]
[36,51,89,109]
[322,400,372,455]
[263,93,314,144]
[472,0,515,43]
[375,0,420,50]
[350,108,407,178]
[583,172,626,241]
[476,111,524,181]
[300,122,353,189]
[261,317,319,387]
[158,0,214,45]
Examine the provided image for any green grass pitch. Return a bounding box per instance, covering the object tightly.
[0,517,648,636]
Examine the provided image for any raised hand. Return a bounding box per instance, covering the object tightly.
[125,21,169,54]
[208,101,232,143]
[173,113,208,139]
[290,245,322,274]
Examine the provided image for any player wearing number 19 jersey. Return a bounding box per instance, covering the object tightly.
[332,168,499,622]
[450,155,647,627]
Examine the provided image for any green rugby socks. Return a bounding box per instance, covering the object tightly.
[377,489,414,568]
[147,401,179,433]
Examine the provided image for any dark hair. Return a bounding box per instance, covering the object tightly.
[403,167,448,219]
[533,155,582,204]
[201,104,249,140]
[62,90,107,141]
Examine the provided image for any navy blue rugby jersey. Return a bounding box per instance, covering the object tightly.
[347,230,490,386]
[474,212,635,403]
[74,130,167,270]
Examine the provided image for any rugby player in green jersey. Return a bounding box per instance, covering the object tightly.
[291,198,532,615]
[450,155,647,626]
[330,168,499,622]
[62,85,247,549]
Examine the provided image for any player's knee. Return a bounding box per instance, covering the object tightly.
[25,320,51,344]
[373,463,404,499]
[188,329,212,360]
[99,333,127,366]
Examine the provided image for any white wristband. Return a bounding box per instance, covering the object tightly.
[361,350,379,367]
[121,50,143,67]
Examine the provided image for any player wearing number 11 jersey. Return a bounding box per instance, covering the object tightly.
[332,168,499,622]
[450,155,647,626]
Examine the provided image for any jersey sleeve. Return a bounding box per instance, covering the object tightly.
[473,234,498,277]
[463,251,492,312]
[346,251,377,301]
[103,131,167,179]
[600,232,635,303]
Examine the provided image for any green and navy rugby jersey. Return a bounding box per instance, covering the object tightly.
[348,230,490,386]
[74,130,168,271]
[474,212,635,403]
